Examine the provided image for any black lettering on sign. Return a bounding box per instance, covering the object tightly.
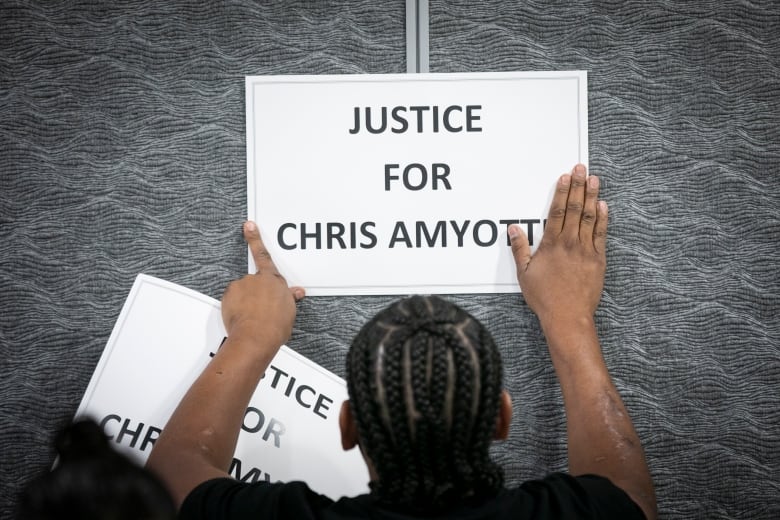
[230,458,272,483]
[384,163,452,191]
[277,222,377,250]
[450,220,470,247]
[350,105,483,134]
[242,406,286,448]
[520,219,541,246]
[416,221,447,248]
[388,221,412,248]
[385,218,542,248]
[262,365,335,420]
[313,394,333,420]
[473,219,498,247]
[99,414,161,453]
[209,336,228,358]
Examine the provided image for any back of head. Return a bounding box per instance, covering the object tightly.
[17,419,175,520]
[347,295,504,512]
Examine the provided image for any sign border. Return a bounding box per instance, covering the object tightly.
[246,71,588,295]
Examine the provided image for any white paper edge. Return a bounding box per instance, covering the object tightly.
[245,71,589,295]
[75,274,349,419]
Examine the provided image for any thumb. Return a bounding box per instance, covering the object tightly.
[508,224,531,277]
[290,286,306,302]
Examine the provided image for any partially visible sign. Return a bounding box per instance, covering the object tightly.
[247,71,588,295]
[75,274,369,500]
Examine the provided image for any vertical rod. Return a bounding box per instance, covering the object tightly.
[406,0,418,73]
[417,0,429,73]
[406,0,430,73]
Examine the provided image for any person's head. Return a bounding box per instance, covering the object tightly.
[17,419,175,520]
[341,295,512,512]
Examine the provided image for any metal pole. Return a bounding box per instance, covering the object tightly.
[406,0,429,73]
[417,0,429,73]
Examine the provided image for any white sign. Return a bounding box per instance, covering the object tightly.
[75,274,369,500]
[247,71,588,295]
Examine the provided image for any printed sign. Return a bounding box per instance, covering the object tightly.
[75,274,370,500]
[247,71,588,295]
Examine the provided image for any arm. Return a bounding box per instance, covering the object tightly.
[508,164,657,520]
[145,221,305,508]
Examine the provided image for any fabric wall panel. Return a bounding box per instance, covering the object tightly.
[0,2,404,516]
[428,1,780,519]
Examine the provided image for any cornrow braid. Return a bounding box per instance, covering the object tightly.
[346,295,504,512]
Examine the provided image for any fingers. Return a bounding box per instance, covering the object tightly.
[289,286,306,302]
[561,164,587,239]
[244,221,278,274]
[508,224,531,276]
[545,172,572,235]
[244,221,306,300]
[544,164,606,253]
[578,174,600,244]
[593,200,608,254]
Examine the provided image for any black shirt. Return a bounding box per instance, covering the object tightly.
[180,472,645,519]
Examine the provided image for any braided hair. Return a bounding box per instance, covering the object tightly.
[346,295,504,511]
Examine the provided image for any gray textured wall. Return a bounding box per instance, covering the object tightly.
[1,1,778,518]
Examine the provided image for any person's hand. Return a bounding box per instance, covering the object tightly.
[221,221,305,349]
[509,164,607,326]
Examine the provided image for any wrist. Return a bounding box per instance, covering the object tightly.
[538,314,604,364]
[220,325,285,364]
[538,313,596,338]
[227,318,289,347]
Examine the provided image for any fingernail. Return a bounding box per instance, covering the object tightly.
[574,164,586,175]
[599,200,608,212]
[561,174,571,186]
[245,221,256,232]
[588,175,599,189]
[508,224,520,239]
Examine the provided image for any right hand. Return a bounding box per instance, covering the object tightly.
[508,164,608,326]
[221,221,305,349]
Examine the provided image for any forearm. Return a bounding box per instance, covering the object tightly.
[541,317,657,520]
[146,330,279,506]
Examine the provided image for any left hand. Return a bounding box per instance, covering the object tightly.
[221,221,305,348]
[509,164,607,328]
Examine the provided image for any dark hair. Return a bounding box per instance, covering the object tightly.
[346,295,504,511]
[17,419,175,520]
